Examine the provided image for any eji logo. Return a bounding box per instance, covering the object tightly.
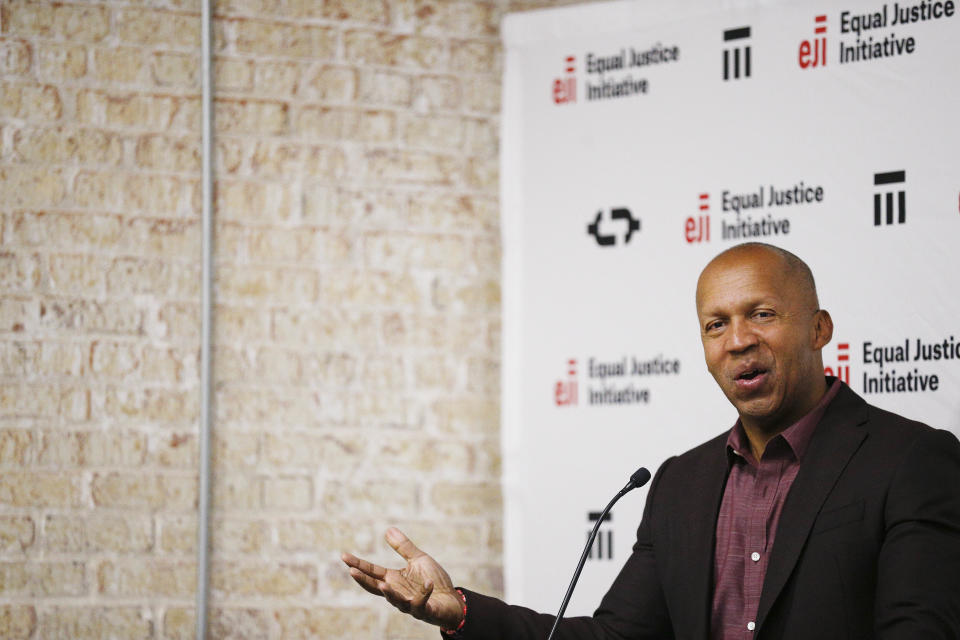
[685,193,710,244]
[824,342,850,384]
[555,358,578,406]
[799,15,827,69]
[553,55,577,104]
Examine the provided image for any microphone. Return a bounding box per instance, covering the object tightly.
[545,466,651,640]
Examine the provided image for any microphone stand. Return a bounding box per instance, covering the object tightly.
[545,467,651,640]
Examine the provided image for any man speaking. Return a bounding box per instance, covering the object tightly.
[342,243,960,639]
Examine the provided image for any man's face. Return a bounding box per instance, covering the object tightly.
[695,248,830,432]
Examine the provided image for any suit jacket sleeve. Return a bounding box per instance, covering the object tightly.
[451,460,676,640]
[875,427,960,638]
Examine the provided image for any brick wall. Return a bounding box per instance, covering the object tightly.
[0,0,593,637]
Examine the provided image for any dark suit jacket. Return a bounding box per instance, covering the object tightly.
[457,383,960,639]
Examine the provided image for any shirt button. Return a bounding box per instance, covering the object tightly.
[747,621,756,631]
[750,551,760,562]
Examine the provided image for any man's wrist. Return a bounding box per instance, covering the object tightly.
[441,588,467,635]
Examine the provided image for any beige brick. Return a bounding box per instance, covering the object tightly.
[214,518,269,554]
[381,311,489,352]
[0,38,31,76]
[212,562,315,597]
[321,270,422,308]
[12,126,123,165]
[305,65,356,101]
[212,473,260,509]
[39,298,143,336]
[0,342,36,378]
[0,428,32,466]
[275,607,379,640]
[262,476,312,510]
[216,179,295,221]
[151,52,198,87]
[126,174,195,216]
[90,340,140,378]
[323,0,389,24]
[277,518,374,553]
[0,605,35,640]
[159,515,196,554]
[243,225,327,263]
[433,275,499,312]
[0,298,37,334]
[142,346,197,384]
[163,607,269,640]
[0,516,34,552]
[0,166,66,208]
[303,145,347,178]
[272,308,381,350]
[344,31,446,69]
[451,39,500,73]
[364,231,469,271]
[234,19,336,59]
[0,82,62,121]
[466,356,498,393]
[44,513,153,553]
[158,302,200,341]
[404,0,497,37]
[370,436,474,475]
[427,395,498,436]
[217,97,290,134]
[124,217,201,257]
[149,431,198,468]
[247,141,300,177]
[321,480,419,516]
[46,254,104,296]
[116,9,200,48]
[358,353,405,389]
[214,57,254,92]
[0,471,80,506]
[106,257,200,298]
[263,431,364,473]
[98,559,195,597]
[425,189,497,230]
[334,188,407,227]
[0,561,86,596]
[415,74,461,111]
[464,117,498,155]
[253,60,303,96]
[135,134,201,172]
[431,481,500,517]
[358,68,413,106]
[40,607,152,640]
[92,47,145,84]
[212,431,259,469]
[463,74,500,113]
[412,353,461,390]
[390,519,485,557]
[213,304,271,343]
[384,611,438,640]
[0,252,41,293]
[91,472,196,509]
[218,266,319,304]
[5,3,109,42]
[215,137,246,174]
[78,90,196,131]
[37,43,87,80]
[364,148,461,184]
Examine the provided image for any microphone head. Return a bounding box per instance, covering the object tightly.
[629,467,651,489]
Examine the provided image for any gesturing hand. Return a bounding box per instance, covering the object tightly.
[341,527,465,630]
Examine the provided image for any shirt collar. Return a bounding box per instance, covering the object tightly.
[726,377,844,464]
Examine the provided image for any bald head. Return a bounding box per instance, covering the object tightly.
[697,243,820,312]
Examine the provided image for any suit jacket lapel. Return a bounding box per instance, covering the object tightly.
[755,386,869,630]
[674,436,730,640]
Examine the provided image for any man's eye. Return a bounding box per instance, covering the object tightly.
[705,321,724,332]
[753,310,774,320]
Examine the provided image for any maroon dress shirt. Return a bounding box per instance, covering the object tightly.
[710,379,843,639]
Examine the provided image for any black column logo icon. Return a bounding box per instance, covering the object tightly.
[587,511,613,560]
[723,26,752,80]
[873,170,906,225]
[587,208,640,247]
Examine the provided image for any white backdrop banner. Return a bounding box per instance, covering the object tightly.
[499,0,960,617]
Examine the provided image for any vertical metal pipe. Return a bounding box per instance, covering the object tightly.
[196,0,214,637]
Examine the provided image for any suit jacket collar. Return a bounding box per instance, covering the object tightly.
[754,382,869,632]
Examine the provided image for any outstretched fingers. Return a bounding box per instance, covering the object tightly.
[341,552,388,597]
[385,527,427,562]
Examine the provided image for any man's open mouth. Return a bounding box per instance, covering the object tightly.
[737,368,766,381]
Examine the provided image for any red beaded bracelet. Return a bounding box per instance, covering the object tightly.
[441,588,467,635]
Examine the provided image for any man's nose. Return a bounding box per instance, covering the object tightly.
[725,318,758,352]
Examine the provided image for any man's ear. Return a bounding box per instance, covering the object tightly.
[812,309,833,350]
